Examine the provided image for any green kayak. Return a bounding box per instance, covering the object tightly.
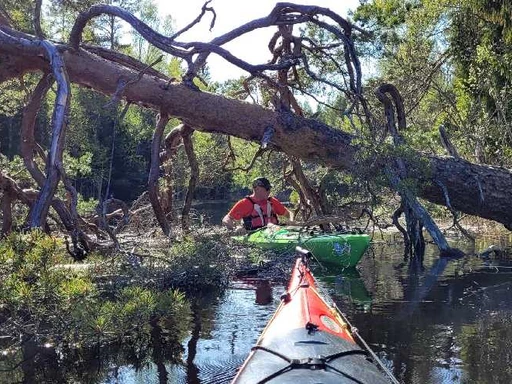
[234,226,371,268]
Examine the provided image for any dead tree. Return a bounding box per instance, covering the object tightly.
[1,3,512,255]
[375,84,460,256]
[180,125,199,232]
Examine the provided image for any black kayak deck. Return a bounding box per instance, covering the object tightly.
[233,327,392,383]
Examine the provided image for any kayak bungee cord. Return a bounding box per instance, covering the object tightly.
[250,350,369,384]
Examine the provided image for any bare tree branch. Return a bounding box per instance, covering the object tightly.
[1,192,12,236]
[0,30,75,229]
[148,112,171,236]
[181,125,199,232]
[170,0,216,40]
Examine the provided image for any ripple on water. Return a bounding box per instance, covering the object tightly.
[100,283,282,384]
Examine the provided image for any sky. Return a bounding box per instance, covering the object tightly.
[153,0,360,81]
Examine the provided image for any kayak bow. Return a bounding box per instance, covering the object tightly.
[232,248,396,384]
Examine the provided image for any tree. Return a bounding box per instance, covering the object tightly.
[1,2,512,256]
[353,0,512,166]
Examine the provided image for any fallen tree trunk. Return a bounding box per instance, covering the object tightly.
[419,157,512,230]
[1,38,511,230]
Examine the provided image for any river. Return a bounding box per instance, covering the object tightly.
[94,231,512,384]
[2,209,512,384]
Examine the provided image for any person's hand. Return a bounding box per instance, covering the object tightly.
[233,226,247,235]
[266,223,281,233]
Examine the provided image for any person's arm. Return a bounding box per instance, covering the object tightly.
[272,197,293,221]
[222,214,236,230]
[223,198,250,230]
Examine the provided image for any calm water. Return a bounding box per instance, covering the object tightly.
[96,234,512,384]
[3,230,512,383]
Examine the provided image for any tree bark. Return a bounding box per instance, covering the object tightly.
[181,125,198,232]
[159,125,183,215]
[20,75,51,187]
[289,157,325,216]
[22,40,70,229]
[1,36,512,229]
[148,112,171,237]
[20,74,92,248]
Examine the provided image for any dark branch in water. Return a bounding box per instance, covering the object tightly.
[376,83,455,256]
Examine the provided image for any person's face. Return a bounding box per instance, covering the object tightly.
[253,185,270,199]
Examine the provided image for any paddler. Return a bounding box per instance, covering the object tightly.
[222,177,292,232]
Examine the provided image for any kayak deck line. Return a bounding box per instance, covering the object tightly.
[251,344,370,365]
[232,247,400,384]
[245,346,372,383]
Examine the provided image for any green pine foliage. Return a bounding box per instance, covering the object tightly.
[1,0,36,33]
[166,236,232,290]
[353,0,512,167]
[0,231,191,352]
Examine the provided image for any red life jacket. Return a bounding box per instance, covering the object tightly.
[242,196,279,230]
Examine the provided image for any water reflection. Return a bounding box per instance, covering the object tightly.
[185,302,200,384]
[174,239,511,383]
[179,286,281,383]
[314,266,373,311]
[91,285,281,384]
[254,280,272,305]
[169,238,511,384]
[352,238,512,384]
[4,234,512,384]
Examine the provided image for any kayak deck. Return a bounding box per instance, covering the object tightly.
[232,256,392,384]
[234,329,387,383]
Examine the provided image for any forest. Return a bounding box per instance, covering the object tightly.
[1,0,512,255]
[2,1,512,382]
